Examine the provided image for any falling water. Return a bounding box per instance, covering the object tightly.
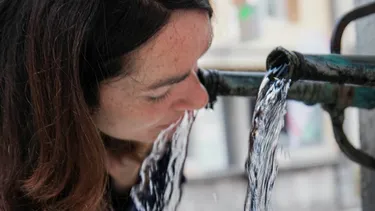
[131,110,197,211]
[244,68,291,211]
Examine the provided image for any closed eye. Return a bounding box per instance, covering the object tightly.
[146,89,171,103]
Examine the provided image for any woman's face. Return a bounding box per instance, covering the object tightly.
[92,10,213,143]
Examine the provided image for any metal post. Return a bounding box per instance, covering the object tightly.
[355,0,375,210]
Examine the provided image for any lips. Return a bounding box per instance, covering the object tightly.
[160,116,183,128]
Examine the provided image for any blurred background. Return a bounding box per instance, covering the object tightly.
[178,0,365,210]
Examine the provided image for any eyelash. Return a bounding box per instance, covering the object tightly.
[147,90,171,103]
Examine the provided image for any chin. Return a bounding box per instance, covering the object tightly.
[143,127,174,142]
[138,131,164,143]
[121,123,179,143]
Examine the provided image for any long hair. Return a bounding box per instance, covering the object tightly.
[0,0,212,210]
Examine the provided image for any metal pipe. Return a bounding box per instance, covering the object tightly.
[266,46,375,87]
[198,68,375,109]
[330,2,375,54]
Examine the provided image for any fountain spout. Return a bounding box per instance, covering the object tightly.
[198,1,375,171]
[266,46,375,87]
[198,68,375,110]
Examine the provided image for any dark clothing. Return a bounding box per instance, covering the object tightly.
[109,178,133,210]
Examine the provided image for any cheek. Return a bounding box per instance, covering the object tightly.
[140,103,171,122]
[94,87,132,125]
[100,97,166,128]
[96,84,175,130]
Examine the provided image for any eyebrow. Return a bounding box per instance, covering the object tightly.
[147,33,214,90]
[146,71,191,90]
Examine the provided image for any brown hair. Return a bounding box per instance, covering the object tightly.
[0,0,212,210]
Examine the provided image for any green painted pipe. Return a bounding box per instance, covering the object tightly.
[198,68,375,109]
[266,46,375,87]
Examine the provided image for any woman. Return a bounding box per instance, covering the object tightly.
[0,0,213,210]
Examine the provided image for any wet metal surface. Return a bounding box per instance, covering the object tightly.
[198,68,375,109]
[266,47,375,87]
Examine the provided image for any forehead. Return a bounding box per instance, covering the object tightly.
[129,10,212,84]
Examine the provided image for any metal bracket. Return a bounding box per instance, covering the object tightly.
[326,2,375,170]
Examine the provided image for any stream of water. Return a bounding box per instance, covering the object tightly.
[131,110,197,211]
[244,70,291,211]
[131,65,291,211]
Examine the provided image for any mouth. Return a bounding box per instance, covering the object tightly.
[159,116,183,129]
[153,117,184,141]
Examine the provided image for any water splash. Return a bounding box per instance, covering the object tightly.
[244,73,291,211]
[131,110,197,211]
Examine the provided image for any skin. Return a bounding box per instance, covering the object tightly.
[92,10,213,190]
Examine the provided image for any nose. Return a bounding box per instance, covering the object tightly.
[172,71,209,111]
